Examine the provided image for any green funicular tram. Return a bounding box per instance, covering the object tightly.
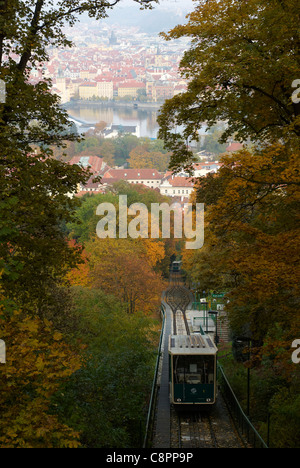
[169,314,218,407]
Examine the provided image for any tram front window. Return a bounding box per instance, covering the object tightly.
[173,355,214,385]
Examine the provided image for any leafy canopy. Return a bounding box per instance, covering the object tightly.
[158,0,300,171]
[183,142,300,347]
[0,0,157,311]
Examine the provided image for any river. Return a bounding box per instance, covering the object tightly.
[64,102,163,139]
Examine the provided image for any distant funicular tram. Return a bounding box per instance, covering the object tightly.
[172,261,182,272]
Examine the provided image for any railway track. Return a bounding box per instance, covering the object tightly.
[170,398,245,449]
[165,285,191,314]
[156,269,245,449]
[165,271,244,449]
[165,271,191,335]
[168,270,183,286]
[165,287,191,335]
[177,410,218,448]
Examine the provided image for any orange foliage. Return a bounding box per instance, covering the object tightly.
[66,241,90,287]
[87,238,166,315]
[0,296,82,447]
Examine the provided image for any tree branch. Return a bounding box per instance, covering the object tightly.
[17,0,45,72]
[0,0,8,66]
[242,83,291,118]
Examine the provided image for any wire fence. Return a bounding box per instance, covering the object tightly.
[143,303,166,448]
[218,363,268,448]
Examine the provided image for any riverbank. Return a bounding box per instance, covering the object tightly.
[63,100,162,111]
[62,101,162,138]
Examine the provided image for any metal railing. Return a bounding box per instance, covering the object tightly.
[218,363,268,448]
[143,303,166,448]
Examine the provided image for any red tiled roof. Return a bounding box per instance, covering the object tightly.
[68,156,109,174]
[164,177,194,187]
[118,81,146,89]
[102,168,163,181]
[193,162,220,168]
[79,81,97,87]
[226,142,243,152]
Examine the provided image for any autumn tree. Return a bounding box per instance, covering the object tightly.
[53,287,158,448]
[129,145,171,172]
[94,120,107,134]
[158,0,300,171]
[67,181,177,276]
[98,140,116,166]
[158,0,300,347]
[0,0,157,312]
[87,238,165,315]
[113,134,140,166]
[0,0,159,448]
[0,290,82,448]
[128,144,151,167]
[181,143,300,449]
[184,143,300,352]
[0,151,91,313]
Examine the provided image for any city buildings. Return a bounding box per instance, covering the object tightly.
[41,23,189,104]
[68,156,222,202]
[159,174,194,199]
[78,81,114,100]
[32,22,224,202]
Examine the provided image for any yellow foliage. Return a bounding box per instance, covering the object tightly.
[183,143,300,369]
[142,238,165,268]
[86,237,166,315]
[0,300,82,448]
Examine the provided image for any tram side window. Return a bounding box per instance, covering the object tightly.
[173,355,214,385]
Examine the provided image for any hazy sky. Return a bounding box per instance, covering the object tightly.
[58,0,196,34]
[102,0,196,32]
[121,0,195,8]
[107,0,195,16]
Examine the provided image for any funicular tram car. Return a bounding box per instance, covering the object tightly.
[172,260,182,272]
[168,313,218,406]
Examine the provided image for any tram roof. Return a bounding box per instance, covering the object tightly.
[169,334,217,355]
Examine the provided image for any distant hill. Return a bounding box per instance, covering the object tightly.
[104,4,192,33]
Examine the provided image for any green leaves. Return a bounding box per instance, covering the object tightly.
[0,0,159,449]
[52,287,157,448]
[0,148,89,311]
[158,0,300,170]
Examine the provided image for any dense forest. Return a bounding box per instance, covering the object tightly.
[0,0,299,449]
[0,0,168,448]
[0,178,176,447]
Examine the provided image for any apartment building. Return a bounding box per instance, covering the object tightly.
[101,168,163,189]
[118,81,146,98]
[97,81,114,100]
[78,81,114,100]
[78,82,98,99]
[159,175,194,200]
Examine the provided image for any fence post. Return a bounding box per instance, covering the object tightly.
[0,339,6,363]
[0,80,6,103]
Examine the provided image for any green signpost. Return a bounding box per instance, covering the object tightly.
[212,292,226,298]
